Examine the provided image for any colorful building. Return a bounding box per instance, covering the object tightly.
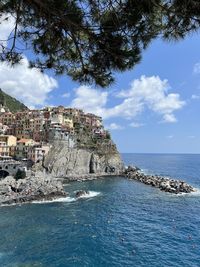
[16,138,36,159]
[28,144,50,163]
[0,135,17,157]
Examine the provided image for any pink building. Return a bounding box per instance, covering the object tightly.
[28,144,50,163]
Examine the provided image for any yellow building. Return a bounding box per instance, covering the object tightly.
[0,135,17,146]
[63,116,73,128]
[50,112,64,124]
[0,135,17,157]
[0,141,10,157]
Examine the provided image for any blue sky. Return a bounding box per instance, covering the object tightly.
[49,35,200,154]
[0,16,200,153]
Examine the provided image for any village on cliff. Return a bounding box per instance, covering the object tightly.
[0,100,194,199]
[0,103,110,178]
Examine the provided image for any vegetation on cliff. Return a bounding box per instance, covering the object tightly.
[75,125,116,156]
[0,88,28,112]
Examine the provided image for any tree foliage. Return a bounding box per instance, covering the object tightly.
[0,0,200,87]
[15,169,26,180]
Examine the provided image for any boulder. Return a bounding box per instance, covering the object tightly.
[75,190,89,198]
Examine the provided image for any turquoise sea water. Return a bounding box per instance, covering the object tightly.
[0,153,200,267]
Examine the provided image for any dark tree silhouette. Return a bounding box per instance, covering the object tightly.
[0,0,200,87]
[14,169,26,180]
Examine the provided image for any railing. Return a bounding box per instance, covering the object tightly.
[0,160,21,164]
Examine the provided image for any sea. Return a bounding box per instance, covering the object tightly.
[0,153,200,267]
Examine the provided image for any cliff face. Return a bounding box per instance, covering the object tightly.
[43,140,124,180]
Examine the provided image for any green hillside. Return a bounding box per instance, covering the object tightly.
[0,89,28,113]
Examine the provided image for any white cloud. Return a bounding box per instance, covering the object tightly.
[191,94,200,100]
[71,85,108,115]
[106,123,124,130]
[162,114,177,123]
[0,14,15,50]
[0,15,58,108]
[71,85,144,119]
[118,76,185,120]
[71,76,185,123]
[0,56,58,107]
[193,63,200,74]
[62,92,70,98]
[129,122,144,128]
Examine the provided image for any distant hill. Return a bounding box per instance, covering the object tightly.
[0,89,28,113]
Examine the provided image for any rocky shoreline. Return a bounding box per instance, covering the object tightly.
[124,166,195,194]
[0,165,196,206]
[0,175,67,206]
[63,172,123,182]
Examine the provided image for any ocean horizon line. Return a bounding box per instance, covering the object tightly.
[120,152,200,155]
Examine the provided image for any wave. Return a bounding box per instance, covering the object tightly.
[32,191,100,204]
[169,187,200,197]
[32,196,76,204]
[75,191,100,199]
[183,188,200,197]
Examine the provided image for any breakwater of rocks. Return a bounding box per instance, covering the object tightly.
[124,166,195,194]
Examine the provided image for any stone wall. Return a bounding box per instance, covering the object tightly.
[0,161,22,178]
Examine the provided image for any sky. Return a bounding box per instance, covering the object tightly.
[0,16,200,153]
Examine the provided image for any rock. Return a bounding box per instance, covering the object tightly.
[75,190,89,198]
[125,165,140,174]
[0,175,67,206]
[125,165,195,194]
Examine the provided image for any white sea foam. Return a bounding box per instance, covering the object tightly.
[32,196,76,204]
[185,188,200,197]
[32,191,101,204]
[169,187,200,197]
[76,191,100,199]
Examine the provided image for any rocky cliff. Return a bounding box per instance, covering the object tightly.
[0,175,66,205]
[42,140,124,180]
